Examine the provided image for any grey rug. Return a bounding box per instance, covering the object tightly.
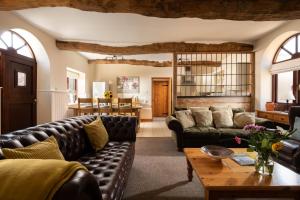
[124,137,203,200]
[123,137,291,200]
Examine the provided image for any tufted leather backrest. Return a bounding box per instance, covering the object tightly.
[0,115,137,161]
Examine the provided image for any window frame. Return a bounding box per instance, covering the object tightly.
[67,75,79,104]
[175,52,254,98]
[273,33,300,64]
[0,30,35,59]
[272,70,299,104]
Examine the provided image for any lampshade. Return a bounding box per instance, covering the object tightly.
[287,91,295,101]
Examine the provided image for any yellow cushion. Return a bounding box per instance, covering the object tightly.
[2,136,65,160]
[83,118,109,151]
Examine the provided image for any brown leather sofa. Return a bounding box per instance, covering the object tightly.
[275,106,300,173]
[0,115,137,200]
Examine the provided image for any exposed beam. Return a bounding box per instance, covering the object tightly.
[1,0,300,21]
[178,61,221,66]
[88,59,172,67]
[56,41,253,55]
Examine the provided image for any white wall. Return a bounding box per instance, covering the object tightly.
[92,64,172,118]
[0,11,92,123]
[254,20,300,110]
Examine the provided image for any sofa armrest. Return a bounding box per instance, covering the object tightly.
[101,116,137,142]
[255,117,275,128]
[53,170,101,200]
[165,116,183,135]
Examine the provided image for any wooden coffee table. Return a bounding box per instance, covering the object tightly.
[184,148,300,200]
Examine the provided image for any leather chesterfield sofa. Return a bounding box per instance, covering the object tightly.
[0,115,137,200]
[275,106,300,173]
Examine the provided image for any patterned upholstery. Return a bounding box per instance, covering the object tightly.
[0,115,137,200]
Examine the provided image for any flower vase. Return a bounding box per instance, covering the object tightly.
[255,153,274,175]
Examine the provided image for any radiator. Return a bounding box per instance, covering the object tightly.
[51,90,68,121]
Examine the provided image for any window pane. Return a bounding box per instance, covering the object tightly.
[12,33,25,49]
[0,39,7,49]
[276,49,292,62]
[1,31,12,47]
[283,36,296,54]
[17,45,33,58]
[277,71,294,103]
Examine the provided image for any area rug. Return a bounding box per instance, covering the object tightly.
[124,137,203,200]
[123,137,290,200]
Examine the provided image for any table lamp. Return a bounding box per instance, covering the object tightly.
[286,91,295,112]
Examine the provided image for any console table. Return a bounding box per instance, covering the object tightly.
[256,110,289,125]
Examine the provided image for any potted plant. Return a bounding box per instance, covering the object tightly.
[235,125,295,175]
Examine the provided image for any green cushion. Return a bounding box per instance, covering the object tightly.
[232,108,245,116]
[218,128,245,138]
[184,127,220,136]
[291,117,300,141]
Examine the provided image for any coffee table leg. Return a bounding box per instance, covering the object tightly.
[205,190,218,200]
[186,158,193,181]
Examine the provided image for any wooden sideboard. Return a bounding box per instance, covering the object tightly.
[256,110,289,125]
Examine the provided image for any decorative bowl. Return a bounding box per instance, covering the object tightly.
[200,145,234,160]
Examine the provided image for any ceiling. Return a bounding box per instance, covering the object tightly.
[14,7,287,60]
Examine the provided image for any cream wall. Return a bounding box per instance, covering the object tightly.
[254,20,300,110]
[0,12,92,123]
[92,64,173,118]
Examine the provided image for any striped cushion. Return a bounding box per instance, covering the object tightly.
[1,136,64,160]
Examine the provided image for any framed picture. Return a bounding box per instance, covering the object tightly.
[117,76,139,93]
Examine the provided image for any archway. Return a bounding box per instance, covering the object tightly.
[0,28,51,126]
[256,31,298,109]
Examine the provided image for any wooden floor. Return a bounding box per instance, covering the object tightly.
[138,118,172,137]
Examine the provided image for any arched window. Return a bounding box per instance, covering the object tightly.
[273,33,300,63]
[0,30,34,59]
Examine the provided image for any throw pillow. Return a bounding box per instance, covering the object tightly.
[210,106,233,118]
[212,110,234,128]
[2,136,64,160]
[175,110,195,129]
[189,107,210,113]
[193,110,213,127]
[83,118,109,151]
[232,108,246,116]
[234,112,255,128]
[292,117,300,141]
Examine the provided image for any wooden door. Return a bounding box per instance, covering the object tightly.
[0,50,37,133]
[152,80,169,117]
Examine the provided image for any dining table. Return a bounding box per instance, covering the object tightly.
[68,104,142,118]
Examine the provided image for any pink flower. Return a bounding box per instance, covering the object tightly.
[235,136,241,144]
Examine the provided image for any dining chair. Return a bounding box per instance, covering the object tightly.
[97,98,113,115]
[78,98,94,116]
[118,98,133,116]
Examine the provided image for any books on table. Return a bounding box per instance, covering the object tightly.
[231,153,255,166]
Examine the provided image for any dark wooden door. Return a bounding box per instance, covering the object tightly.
[0,50,37,133]
[152,80,169,117]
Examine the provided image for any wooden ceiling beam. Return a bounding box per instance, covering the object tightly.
[1,0,300,21]
[88,59,172,67]
[56,41,253,55]
[178,61,221,66]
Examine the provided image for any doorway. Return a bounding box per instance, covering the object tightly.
[152,77,171,117]
[0,30,37,133]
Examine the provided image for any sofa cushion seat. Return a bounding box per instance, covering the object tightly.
[218,128,246,138]
[78,141,134,200]
[184,127,220,138]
